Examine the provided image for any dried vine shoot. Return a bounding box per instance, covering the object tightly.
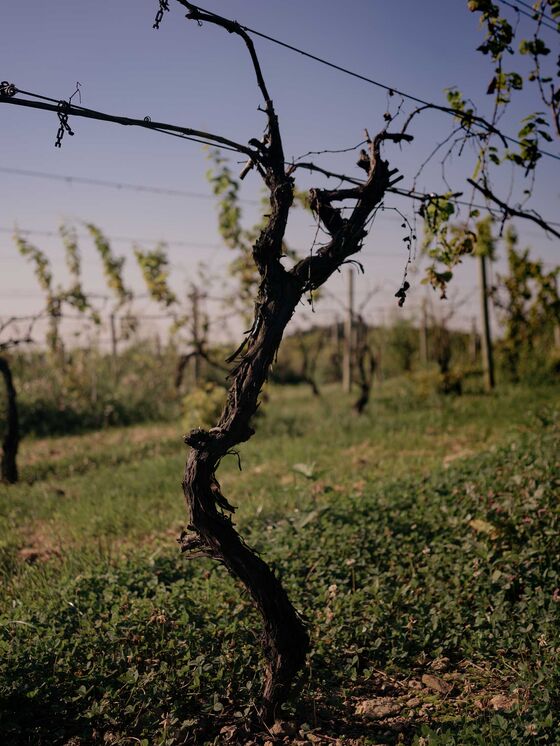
[175,2,412,721]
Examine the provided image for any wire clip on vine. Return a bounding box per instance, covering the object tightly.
[0,81,17,97]
[153,0,170,29]
[55,101,74,148]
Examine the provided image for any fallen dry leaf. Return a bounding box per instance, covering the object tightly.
[469,518,499,539]
[355,697,403,719]
[270,720,297,737]
[429,656,450,672]
[421,674,453,695]
[489,693,516,711]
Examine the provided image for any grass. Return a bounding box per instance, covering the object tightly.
[0,379,559,744]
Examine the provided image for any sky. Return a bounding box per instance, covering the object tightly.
[1,0,559,345]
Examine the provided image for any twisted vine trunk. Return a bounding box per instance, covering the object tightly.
[352,317,375,414]
[353,349,376,414]
[175,1,412,722]
[0,356,19,484]
[182,250,310,723]
[179,148,407,720]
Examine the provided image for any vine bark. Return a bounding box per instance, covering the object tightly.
[176,1,412,721]
[0,356,19,484]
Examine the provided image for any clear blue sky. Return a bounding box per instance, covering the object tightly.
[1,0,558,338]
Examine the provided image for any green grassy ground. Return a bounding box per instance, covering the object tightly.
[0,380,559,744]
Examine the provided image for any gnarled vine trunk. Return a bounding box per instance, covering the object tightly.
[0,356,19,484]
[176,1,412,722]
[181,222,309,724]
